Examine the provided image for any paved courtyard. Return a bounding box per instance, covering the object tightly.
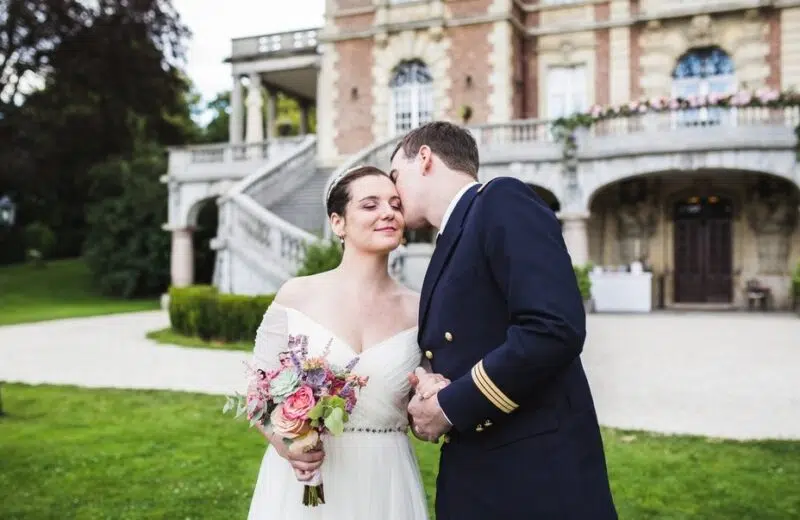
[1,310,798,440]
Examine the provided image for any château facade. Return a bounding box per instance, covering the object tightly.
[165,0,800,310]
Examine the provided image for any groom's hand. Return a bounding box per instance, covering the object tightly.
[408,393,451,442]
[408,367,450,399]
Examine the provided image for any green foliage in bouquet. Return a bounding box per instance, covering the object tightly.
[307,396,348,436]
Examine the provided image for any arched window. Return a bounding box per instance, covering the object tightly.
[389,60,434,136]
[672,47,735,125]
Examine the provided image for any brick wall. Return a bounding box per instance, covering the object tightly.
[594,2,611,106]
[767,8,782,90]
[445,24,493,123]
[333,38,374,155]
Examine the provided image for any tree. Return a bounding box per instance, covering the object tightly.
[83,132,171,298]
[0,0,196,260]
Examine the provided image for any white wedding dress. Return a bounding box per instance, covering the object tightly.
[246,303,430,520]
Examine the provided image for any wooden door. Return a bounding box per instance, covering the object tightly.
[673,197,733,303]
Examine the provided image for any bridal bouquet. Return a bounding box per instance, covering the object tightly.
[224,334,369,506]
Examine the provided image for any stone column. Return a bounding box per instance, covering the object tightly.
[560,212,590,266]
[245,73,264,143]
[229,75,244,144]
[299,100,310,135]
[170,227,194,288]
[266,90,278,139]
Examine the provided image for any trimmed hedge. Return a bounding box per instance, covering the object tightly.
[792,262,800,312]
[168,285,274,343]
[573,264,592,302]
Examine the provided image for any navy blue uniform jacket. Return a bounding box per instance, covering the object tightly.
[419,177,617,519]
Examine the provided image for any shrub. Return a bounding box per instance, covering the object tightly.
[168,285,274,343]
[573,264,592,302]
[792,262,800,312]
[296,239,342,277]
[23,222,55,266]
[82,140,170,298]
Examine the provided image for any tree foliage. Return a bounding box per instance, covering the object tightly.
[0,0,196,261]
[82,136,171,298]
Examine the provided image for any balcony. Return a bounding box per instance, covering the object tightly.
[230,28,319,61]
[637,0,773,18]
[228,28,321,103]
[166,137,312,182]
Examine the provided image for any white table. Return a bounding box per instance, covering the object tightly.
[589,272,653,313]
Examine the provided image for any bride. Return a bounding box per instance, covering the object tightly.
[245,166,441,519]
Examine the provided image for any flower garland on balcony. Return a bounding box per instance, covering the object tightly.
[550,88,800,161]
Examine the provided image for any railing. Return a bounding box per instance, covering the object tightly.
[227,135,318,207]
[638,0,770,16]
[174,137,309,165]
[231,28,319,59]
[215,136,319,292]
[469,119,555,145]
[588,105,800,137]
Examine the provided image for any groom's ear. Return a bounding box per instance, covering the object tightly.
[418,145,433,175]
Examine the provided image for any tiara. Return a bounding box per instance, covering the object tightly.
[325,165,364,204]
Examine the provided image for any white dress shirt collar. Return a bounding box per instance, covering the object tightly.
[438,181,479,235]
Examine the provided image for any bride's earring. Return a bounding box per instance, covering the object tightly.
[338,235,345,246]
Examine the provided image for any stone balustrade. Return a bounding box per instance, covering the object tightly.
[638,0,767,17]
[231,28,318,60]
[166,136,310,181]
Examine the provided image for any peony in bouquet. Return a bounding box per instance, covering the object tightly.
[224,334,368,506]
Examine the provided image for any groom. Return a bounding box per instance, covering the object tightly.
[393,122,617,519]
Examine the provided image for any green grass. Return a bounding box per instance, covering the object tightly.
[1,385,798,519]
[146,327,254,352]
[0,259,160,325]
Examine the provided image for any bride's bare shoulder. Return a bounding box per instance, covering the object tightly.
[394,283,420,328]
[274,272,335,309]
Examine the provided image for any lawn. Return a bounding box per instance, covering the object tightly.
[0,259,160,325]
[146,327,254,352]
[1,385,798,519]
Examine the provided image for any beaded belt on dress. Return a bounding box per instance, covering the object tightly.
[342,426,408,433]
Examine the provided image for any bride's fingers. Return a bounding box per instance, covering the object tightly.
[421,380,450,399]
[293,468,315,481]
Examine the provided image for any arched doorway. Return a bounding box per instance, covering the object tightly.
[673,194,733,303]
[527,184,561,214]
[189,197,219,285]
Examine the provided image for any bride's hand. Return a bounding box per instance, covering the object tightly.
[264,429,324,477]
[408,367,450,399]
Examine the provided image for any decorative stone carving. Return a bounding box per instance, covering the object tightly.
[615,182,658,264]
[746,189,798,274]
[686,15,715,48]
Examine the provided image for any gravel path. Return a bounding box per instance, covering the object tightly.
[2,310,798,440]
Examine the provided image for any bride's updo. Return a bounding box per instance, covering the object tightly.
[325,166,390,217]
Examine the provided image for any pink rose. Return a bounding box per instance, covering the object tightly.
[270,404,310,439]
[283,385,316,420]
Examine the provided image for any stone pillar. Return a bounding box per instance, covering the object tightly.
[245,73,264,143]
[299,100,310,135]
[561,212,590,266]
[170,227,194,288]
[229,75,244,144]
[266,90,278,139]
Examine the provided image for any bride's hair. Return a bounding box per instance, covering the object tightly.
[326,166,390,217]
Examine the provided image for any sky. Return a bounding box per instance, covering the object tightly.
[173,0,325,104]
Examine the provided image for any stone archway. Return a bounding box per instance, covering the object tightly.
[587,171,800,308]
[527,184,561,214]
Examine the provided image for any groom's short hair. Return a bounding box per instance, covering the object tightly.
[391,122,479,179]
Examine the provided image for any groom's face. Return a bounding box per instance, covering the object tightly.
[389,148,427,229]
